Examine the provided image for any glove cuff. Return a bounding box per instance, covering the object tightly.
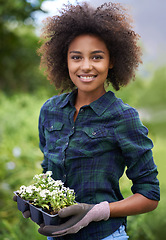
[97,201,110,221]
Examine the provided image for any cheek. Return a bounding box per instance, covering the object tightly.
[68,67,76,79]
[67,65,74,79]
[97,60,110,72]
[68,67,77,84]
[67,59,71,72]
[67,57,73,73]
[68,69,74,81]
[67,60,77,74]
[99,66,110,76]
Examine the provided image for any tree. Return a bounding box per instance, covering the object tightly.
[0,0,50,92]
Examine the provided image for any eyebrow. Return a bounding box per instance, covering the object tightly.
[69,50,105,54]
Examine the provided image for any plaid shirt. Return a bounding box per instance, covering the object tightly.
[39,90,160,240]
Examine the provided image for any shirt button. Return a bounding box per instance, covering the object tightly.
[80,109,84,113]
[65,142,68,146]
[64,174,66,178]
[62,158,65,162]
[72,126,74,130]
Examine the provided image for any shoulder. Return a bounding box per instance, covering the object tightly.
[107,92,140,121]
[109,95,148,136]
[40,92,69,112]
[39,93,70,124]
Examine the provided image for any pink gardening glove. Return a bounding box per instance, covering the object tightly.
[38,201,110,237]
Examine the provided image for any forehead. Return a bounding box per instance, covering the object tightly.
[68,34,109,53]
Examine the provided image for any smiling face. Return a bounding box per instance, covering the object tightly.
[67,34,113,97]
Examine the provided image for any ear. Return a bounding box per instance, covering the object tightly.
[109,58,114,69]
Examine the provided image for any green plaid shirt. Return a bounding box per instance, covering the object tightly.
[39,90,160,240]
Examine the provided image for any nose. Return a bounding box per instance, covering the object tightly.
[81,58,93,71]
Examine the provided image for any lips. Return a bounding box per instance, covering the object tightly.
[78,75,97,82]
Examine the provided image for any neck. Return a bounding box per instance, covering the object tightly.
[75,88,106,109]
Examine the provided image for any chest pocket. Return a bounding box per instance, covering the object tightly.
[83,127,108,138]
[76,126,116,156]
[44,121,64,146]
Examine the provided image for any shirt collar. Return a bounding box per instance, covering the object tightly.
[59,89,77,108]
[90,91,116,116]
[59,90,116,116]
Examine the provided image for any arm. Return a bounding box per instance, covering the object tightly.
[38,105,48,173]
[114,107,160,205]
[109,193,158,218]
[38,194,159,237]
[38,201,110,237]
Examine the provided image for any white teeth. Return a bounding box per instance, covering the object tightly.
[79,76,95,79]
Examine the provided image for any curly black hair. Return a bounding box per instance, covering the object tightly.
[38,1,142,91]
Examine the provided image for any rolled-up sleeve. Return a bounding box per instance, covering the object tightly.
[114,107,160,201]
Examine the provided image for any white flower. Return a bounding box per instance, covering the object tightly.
[53,180,63,187]
[26,186,33,194]
[46,171,52,177]
[33,174,40,180]
[20,185,26,191]
[50,190,58,196]
[35,188,40,192]
[16,172,76,211]
[40,190,47,198]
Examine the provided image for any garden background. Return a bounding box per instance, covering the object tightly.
[0,0,166,239]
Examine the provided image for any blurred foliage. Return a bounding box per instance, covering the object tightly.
[138,67,166,109]
[0,92,49,240]
[0,0,56,93]
[0,0,45,22]
[110,66,166,109]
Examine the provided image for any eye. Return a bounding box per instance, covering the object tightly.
[71,55,82,60]
[92,55,104,60]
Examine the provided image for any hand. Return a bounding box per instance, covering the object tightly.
[38,201,110,237]
[13,195,31,218]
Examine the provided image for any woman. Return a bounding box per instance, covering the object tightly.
[36,2,160,239]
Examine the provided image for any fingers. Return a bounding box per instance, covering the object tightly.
[38,217,74,235]
[51,231,68,237]
[39,224,71,237]
[38,214,81,236]
[38,226,68,237]
[58,204,83,218]
[38,225,65,236]
[38,227,50,236]
[52,221,85,236]
[52,212,90,236]
[23,210,31,218]
[13,195,17,202]
[40,223,45,228]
